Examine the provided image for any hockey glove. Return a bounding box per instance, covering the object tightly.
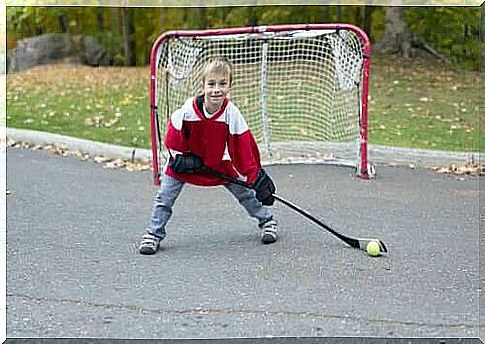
[169,153,203,174]
[251,169,276,206]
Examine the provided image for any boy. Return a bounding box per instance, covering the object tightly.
[139,57,278,255]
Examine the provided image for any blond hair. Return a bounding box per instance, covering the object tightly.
[201,57,233,85]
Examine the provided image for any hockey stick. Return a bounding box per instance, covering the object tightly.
[204,166,388,254]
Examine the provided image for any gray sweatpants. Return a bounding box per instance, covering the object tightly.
[147,174,273,237]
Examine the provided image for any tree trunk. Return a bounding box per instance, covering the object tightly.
[58,10,69,33]
[121,8,136,66]
[481,6,484,69]
[335,6,341,22]
[34,8,44,35]
[321,6,329,22]
[74,10,80,34]
[159,8,165,30]
[374,7,412,58]
[195,8,207,29]
[355,7,362,26]
[108,8,123,65]
[375,7,445,60]
[363,6,373,39]
[96,8,105,31]
[247,7,258,26]
[95,8,106,49]
[110,8,121,35]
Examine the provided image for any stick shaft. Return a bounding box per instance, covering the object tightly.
[205,166,360,248]
[272,194,359,248]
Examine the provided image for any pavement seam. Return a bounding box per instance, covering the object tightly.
[7,292,478,330]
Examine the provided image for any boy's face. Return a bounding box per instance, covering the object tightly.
[203,71,231,113]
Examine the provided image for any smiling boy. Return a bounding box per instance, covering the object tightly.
[139,57,278,255]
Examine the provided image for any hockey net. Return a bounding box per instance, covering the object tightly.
[149,24,372,184]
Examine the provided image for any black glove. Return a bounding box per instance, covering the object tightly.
[251,169,276,206]
[169,153,203,173]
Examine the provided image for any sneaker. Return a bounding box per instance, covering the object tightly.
[139,232,164,255]
[259,218,278,244]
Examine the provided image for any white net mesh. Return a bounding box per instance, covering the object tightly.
[153,28,366,167]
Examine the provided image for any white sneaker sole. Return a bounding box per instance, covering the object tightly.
[261,233,277,244]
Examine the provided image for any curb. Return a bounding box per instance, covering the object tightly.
[6,127,481,168]
[7,128,152,162]
[367,144,479,167]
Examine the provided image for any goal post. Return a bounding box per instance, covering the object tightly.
[149,23,372,185]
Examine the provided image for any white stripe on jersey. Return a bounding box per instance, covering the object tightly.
[169,97,249,135]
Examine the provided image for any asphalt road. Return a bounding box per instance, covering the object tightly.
[6,147,481,339]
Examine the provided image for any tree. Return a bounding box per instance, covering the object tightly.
[375,7,444,60]
[480,6,484,69]
[58,9,69,33]
[362,6,374,39]
[121,8,136,65]
[195,8,207,29]
[374,7,413,57]
[247,7,258,26]
[321,6,330,22]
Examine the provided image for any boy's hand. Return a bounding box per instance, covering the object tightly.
[169,153,203,173]
[251,169,276,206]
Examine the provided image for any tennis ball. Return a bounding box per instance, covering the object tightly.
[366,241,381,257]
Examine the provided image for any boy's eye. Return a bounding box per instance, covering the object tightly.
[206,79,228,87]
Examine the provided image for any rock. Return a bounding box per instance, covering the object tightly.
[7,33,111,73]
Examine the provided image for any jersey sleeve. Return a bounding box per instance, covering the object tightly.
[227,105,261,184]
[164,108,189,153]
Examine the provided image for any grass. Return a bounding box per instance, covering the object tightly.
[369,55,481,152]
[7,66,152,148]
[6,55,482,153]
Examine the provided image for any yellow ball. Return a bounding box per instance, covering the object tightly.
[366,241,381,257]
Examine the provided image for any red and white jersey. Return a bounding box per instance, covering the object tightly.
[164,95,261,186]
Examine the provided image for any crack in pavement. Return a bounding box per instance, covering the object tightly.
[7,292,479,330]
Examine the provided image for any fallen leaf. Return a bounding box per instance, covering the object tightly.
[84,118,94,126]
[94,156,110,164]
[104,159,125,169]
[104,118,119,128]
[436,167,450,174]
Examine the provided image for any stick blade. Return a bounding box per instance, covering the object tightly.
[357,238,388,254]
